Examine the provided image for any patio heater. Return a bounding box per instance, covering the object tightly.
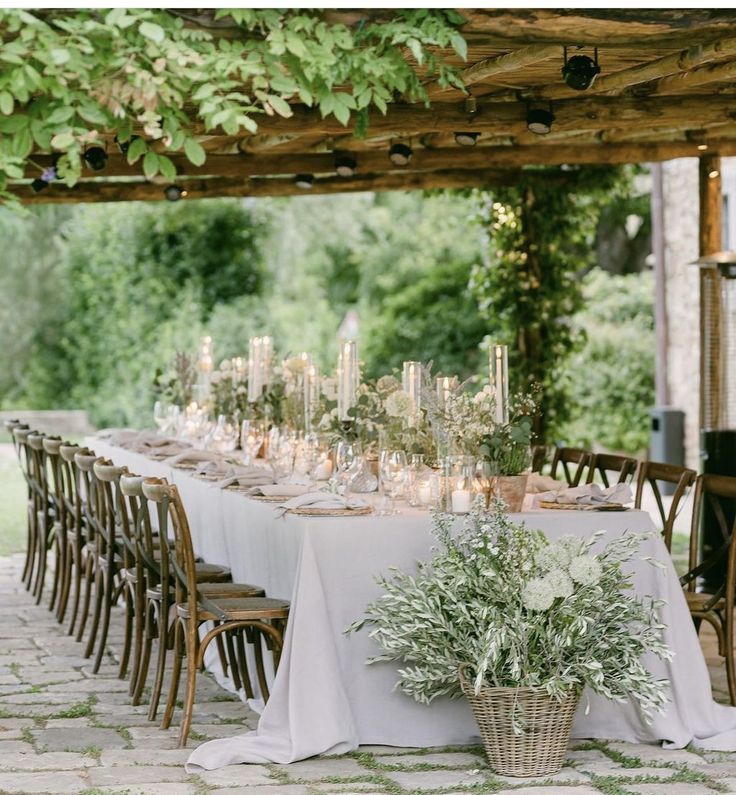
[694,251,736,591]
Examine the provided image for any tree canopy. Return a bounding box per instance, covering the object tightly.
[0,8,466,196]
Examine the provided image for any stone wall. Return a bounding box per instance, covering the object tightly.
[661,158,703,471]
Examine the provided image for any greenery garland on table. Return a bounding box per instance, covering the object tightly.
[0,8,467,198]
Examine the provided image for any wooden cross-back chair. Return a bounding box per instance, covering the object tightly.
[550,446,592,487]
[531,445,548,473]
[7,423,33,588]
[680,473,736,706]
[142,477,288,747]
[123,475,264,721]
[586,452,638,488]
[41,436,67,618]
[26,432,56,604]
[634,461,697,551]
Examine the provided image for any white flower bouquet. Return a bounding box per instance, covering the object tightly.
[351,504,671,723]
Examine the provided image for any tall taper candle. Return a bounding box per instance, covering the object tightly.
[490,344,509,424]
[337,340,359,421]
[402,361,422,426]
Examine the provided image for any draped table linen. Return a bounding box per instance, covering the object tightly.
[88,438,736,770]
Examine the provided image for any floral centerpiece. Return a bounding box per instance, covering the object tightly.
[350,504,670,776]
[152,351,197,408]
[210,359,249,419]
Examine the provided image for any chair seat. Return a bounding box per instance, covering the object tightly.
[177,596,290,621]
[684,590,726,612]
[146,580,264,599]
[193,562,231,583]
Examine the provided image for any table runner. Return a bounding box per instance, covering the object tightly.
[88,439,736,768]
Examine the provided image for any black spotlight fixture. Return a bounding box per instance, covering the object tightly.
[163,184,186,202]
[82,146,108,171]
[561,47,600,91]
[526,104,555,135]
[114,134,139,156]
[335,153,357,178]
[454,131,480,147]
[294,173,314,189]
[389,143,413,166]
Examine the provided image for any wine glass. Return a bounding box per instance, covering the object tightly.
[153,401,168,433]
[240,419,265,465]
[335,440,361,492]
[380,450,407,515]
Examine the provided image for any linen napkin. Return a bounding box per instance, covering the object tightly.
[276,491,369,516]
[532,482,633,509]
[96,428,139,446]
[525,472,567,494]
[166,449,223,467]
[218,468,277,490]
[248,483,315,498]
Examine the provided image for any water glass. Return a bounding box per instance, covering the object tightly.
[379,450,407,515]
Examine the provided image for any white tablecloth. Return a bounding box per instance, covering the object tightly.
[89,439,736,770]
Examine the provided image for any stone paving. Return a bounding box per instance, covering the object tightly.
[1,554,736,795]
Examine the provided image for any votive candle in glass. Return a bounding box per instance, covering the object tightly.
[304,363,320,431]
[248,337,262,401]
[490,344,509,424]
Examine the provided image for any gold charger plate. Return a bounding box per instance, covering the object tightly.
[539,501,629,512]
[289,505,374,517]
[247,493,289,502]
[172,461,198,470]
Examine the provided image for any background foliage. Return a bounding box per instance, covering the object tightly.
[0,178,654,451]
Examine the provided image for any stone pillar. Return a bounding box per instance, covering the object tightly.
[662,158,701,470]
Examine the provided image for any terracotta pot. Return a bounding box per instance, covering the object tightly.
[489,473,528,513]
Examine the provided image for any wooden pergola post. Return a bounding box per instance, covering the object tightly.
[698,154,723,431]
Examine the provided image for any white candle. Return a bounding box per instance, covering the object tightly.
[418,482,432,506]
[337,340,359,421]
[451,489,471,514]
[490,344,509,424]
[402,360,422,426]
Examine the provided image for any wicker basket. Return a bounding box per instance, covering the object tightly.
[458,665,579,777]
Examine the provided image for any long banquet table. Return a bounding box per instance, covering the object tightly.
[89,438,736,770]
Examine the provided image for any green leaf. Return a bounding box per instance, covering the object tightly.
[50,131,75,149]
[450,32,468,61]
[126,136,147,164]
[140,21,165,44]
[50,48,70,65]
[157,154,177,181]
[0,92,13,115]
[143,151,160,178]
[267,95,292,118]
[77,104,109,126]
[184,138,206,167]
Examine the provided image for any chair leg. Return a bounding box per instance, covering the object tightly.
[33,520,49,604]
[132,599,154,705]
[75,553,95,643]
[161,619,184,730]
[725,617,736,707]
[148,603,169,722]
[84,563,104,658]
[55,533,71,623]
[235,630,254,699]
[118,584,135,680]
[48,528,61,614]
[178,621,199,747]
[22,503,36,590]
[127,581,145,692]
[67,544,83,636]
[92,567,114,674]
[224,631,242,692]
[252,629,270,702]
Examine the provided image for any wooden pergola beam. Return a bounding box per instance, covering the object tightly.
[209,95,736,138]
[423,44,560,98]
[645,57,736,96]
[519,36,736,100]
[29,139,736,183]
[9,167,526,205]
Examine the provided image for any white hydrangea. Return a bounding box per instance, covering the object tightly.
[219,359,232,371]
[542,570,574,599]
[384,389,415,418]
[568,554,603,586]
[210,371,222,385]
[522,577,555,611]
[376,375,400,394]
[535,542,573,572]
[322,377,338,401]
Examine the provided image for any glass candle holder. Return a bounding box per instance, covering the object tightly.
[448,454,475,514]
[402,360,422,426]
[337,340,359,421]
[490,344,509,424]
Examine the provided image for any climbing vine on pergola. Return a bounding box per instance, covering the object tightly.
[0,8,467,194]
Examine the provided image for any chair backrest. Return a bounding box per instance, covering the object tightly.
[120,473,162,586]
[26,432,54,527]
[586,453,638,488]
[93,459,128,560]
[682,474,736,606]
[550,446,592,486]
[531,445,548,473]
[142,479,196,610]
[74,448,101,544]
[5,420,28,458]
[12,426,35,493]
[41,436,64,521]
[634,460,696,550]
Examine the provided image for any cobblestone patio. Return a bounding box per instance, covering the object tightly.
[1,554,736,795]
